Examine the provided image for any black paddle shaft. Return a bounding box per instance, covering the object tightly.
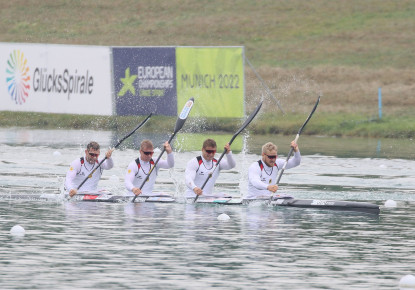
[274,96,320,187]
[194,101,263,202]
[76,113,153,191]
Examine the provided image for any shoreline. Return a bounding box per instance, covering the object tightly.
[1,111,414,139]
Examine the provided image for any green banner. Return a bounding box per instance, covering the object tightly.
[176,47,244,118]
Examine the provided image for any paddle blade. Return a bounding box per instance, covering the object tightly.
[229,101,262,145]
[174,98,194,133]
[297,96,320,135]
[114,112,153,148]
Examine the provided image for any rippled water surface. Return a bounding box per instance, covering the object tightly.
[1,128,415,289]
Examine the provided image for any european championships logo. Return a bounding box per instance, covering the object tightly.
[6,50,31,105]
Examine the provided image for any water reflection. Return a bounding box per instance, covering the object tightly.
[0,188,414,289]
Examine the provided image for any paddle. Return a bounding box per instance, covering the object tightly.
[132,98,195,202]
[75,113,153,192]
[194,101,263,202]
[270,96,320,201]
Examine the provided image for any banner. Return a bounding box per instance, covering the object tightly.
[0,44,245,118]
[0,43,113,115]
[113,47,177,116]
[176,47,245,118]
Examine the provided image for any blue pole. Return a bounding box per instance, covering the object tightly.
[378,87,382,119]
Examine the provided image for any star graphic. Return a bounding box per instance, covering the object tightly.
[118,67,137,97]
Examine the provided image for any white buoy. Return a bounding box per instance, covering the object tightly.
[10,225,25,237]
[384,200,397,208]
[399,274,415,289]
[53,151,62,156]
[379,164,387,169]
[109,175,119,183]
[217,213,230,221]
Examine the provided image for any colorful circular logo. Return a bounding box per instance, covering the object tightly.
[6,50,31,105]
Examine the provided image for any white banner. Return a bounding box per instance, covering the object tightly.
[0,43,113,115]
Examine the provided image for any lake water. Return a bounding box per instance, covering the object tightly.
[1,128,415,289]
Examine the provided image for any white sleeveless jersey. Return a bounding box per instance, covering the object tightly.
[64,157,114,192]
[124,153,174,196]
[185,152,236,198]
[245,151,301,199]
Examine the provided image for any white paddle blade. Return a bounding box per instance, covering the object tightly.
[179,98,194,120]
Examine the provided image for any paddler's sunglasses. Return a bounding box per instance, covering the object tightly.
[205,149,216,154]
[142,151,154,156]
[89,152,99,157]
[266,155,277,159]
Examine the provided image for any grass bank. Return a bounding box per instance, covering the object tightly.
[1,0,415,137]
[2,111,414,139]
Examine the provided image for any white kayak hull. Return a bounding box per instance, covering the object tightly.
[188,196,380,214]
[71,193,176,203]
[1,193,380,214]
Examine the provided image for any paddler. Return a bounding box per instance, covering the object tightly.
[124,139,174,196]
[65,141,114,197]
[245,141,301,199]
[185,138,236,198]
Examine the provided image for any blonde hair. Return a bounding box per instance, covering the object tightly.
[140,139,154,150]
[262,142,277,154]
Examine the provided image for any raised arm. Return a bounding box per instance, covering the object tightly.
[219,143,236,170]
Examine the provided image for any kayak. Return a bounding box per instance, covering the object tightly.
[73,193,176,203]
[0,192,380,214]
[0,192,175,203]
[271,198,380,215]
[189,196,380,215]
